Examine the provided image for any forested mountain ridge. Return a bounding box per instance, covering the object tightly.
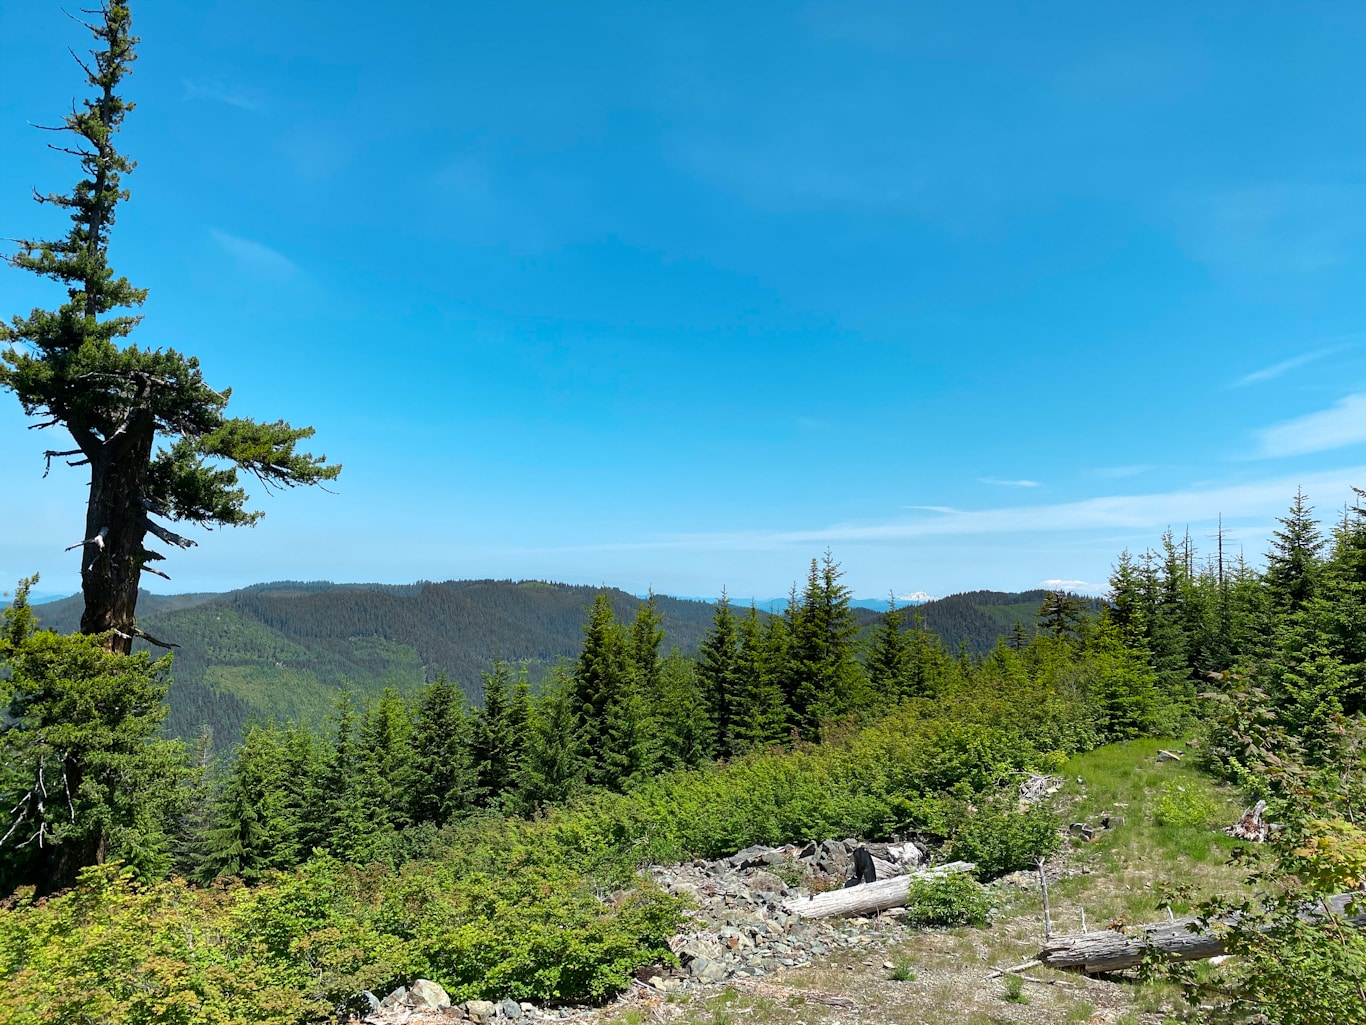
[30,580,1064,745]
[32,580,719,743]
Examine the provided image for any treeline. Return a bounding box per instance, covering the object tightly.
[35,580,724,744]
[34,581,1066,748]
[1098,490,1366,1024]
[129,553,1176,893]
[15,486,1366,1021]
[0,548,1147,1017]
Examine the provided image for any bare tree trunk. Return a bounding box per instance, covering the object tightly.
[782,862,976,919]
[1037,893,1366,973]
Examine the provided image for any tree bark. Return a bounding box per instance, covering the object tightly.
[1037,893,1366,973]
[782,861,976,919]
[77,414,156,653]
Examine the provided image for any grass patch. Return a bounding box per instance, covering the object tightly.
[1048,737,1248,925]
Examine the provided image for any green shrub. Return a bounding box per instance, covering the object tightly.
[901,873,998,928]
[1152,780,1218,828]
[1002,972,1029,1004]
[949,804,1063,877]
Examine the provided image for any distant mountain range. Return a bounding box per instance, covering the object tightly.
[28,581,1075,747]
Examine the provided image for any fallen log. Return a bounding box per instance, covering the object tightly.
[1037,892,1366,973]
[782,861,976,919]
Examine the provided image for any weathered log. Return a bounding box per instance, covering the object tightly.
[782,861,976,919]
[1038,893,1366,973]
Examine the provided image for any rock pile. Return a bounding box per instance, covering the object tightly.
[357,836,934,1021]
[361,980,546,1023]
[649,837,928,989]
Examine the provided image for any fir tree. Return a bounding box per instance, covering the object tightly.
[787,552,867,739]
[0,577,184,892]
[729,604,790,750]
[198,722,298,882]
[408,675,474,827]
[866,598,911,701]
[696,593,741,752]
[653,650,715,768]
[0,5,338,650]
[1265,488,1326,613]
[514,672,583,812]
[471,662,529,809]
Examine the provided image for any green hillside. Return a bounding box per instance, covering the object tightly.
[33,581,722,744]
[32,582,1072,745]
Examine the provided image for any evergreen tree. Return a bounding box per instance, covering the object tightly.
[0,5,338,650]
[570,593,653,788]
[0,577,184,893]
[787,552,867,739]
[173,724,217,879]
[652,650,714,768]
[866,598,912,701]
[408,675,474,826]
[903,607,948,698]
[514,671,584,812]
[729,604,790,750]
[198,722,298,882]
[1082,620,1164,741]
[1038,590,1088,641]
[349,688,414,851]
[626,593,664,696]
[1265,488,1327,614]
[696,594,741,752]
[570,594,628,757]
[471,662,530,809]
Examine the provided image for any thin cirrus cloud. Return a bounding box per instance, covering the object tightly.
[978,477,1041,488]
[1231,344,1348,388]
[210,229,297,278]
[533,467,1366,555]
[182,78,265,111]
[1093,465,1150,480]
[1258,394,1366,458]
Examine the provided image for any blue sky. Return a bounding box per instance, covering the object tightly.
[4,1,1366,602]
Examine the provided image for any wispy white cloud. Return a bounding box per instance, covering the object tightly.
[979,477,1041,488]
[1258,394,1366,457]
[1184,182,1366,277]
[182,78,265,111]
[1093,465,1150,480]
[210,229,297,278]
[1040,578,1104,594]
[524,468,1366,555]
[1232,345,1349,388]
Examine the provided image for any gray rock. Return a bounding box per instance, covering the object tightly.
[749,870,784,893]
[381,986,408,1009]
[466,999,497,1022]
[410,979,451,1011]
[359,991,381,1012]
[698,960,729,982]
[501,997,523,1019]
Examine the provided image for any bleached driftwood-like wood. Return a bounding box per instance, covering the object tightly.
[1225,800,1272,842]
[782,861,976,919]
[1037,893,1366,973]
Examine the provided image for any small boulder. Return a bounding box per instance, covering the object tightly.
[500,997,523,1019]
[466,999,497,1022]
[410,979,451,1011]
